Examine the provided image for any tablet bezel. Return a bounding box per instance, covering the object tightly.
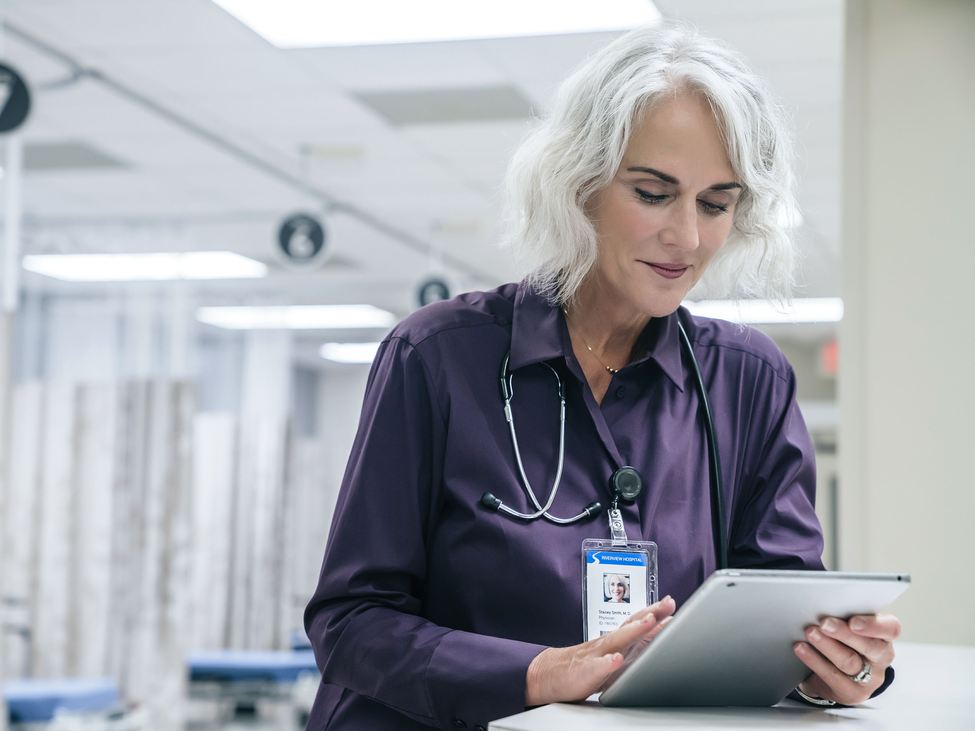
[599,569,910,707]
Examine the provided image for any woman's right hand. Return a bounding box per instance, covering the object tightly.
[524,596,676,707]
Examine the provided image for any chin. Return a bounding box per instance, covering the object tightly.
[638,295,687,319]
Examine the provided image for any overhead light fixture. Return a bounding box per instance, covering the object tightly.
[211,0,660,47]
[320,341,383,364]
[683,298,844,324]
[23,252,267,282]
[197,305,396,330]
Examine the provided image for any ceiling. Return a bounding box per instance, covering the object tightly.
[0,0,843,323]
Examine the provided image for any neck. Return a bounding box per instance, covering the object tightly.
[565,280,651,365]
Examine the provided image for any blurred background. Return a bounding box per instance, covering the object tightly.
[0,0,970,729]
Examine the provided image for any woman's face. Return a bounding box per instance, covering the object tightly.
[608,575,626,602]
[586,92,742,319]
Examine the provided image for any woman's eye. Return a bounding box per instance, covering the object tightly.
[635,188,667,203]
[698,199,729,215]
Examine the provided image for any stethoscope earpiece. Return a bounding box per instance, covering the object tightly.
[480,493,503,511]
[480,491,602,523]
[582,501,603,518]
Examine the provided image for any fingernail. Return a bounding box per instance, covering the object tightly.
[794,643,805,654]
[822,618,837,633]
[850,618,865,631]
[808,628,821,641]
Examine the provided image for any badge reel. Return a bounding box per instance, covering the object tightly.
[582,467,658,641]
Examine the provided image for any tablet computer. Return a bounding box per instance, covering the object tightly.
[599,569,910,707]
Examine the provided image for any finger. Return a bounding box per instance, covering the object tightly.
[847,614,901,642]
[632,616,672,654]
[793,642,867,706]
[590,651,624,679]
[804,625,870,677]
[601,596,676,654]
[818,618,895,667]
[654,595,676,614]
[598,612,659,654]
[618,595,676,632]
[620,604,656,626]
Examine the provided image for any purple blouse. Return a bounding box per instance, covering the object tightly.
[304,282,824,730]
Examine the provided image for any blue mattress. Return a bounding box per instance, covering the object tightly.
[3,678,119,723]
[186,650,319,684]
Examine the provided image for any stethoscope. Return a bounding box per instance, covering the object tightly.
[479,321,729,570]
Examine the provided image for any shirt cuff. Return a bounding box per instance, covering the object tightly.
[426,630,547,730]
[788,665,895,707]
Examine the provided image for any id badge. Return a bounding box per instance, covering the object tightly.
[582,538,657,641]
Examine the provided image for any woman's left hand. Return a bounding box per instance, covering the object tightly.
[794,613,901,705]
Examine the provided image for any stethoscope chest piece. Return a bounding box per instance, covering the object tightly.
[611,466,644,503]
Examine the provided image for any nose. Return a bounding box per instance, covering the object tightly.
[660,198,699,251]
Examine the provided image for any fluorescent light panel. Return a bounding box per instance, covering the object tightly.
[197,305,395,330]
[23,252,267,282]
[683,298,844,324]
[320,342,383,364]
[212,0,660,47]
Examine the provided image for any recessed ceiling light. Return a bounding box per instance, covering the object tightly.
[23,252,267,282]
[320,341,383,364]
[683,298,844,324]
[212,0,660,48]
[197,305,396,330]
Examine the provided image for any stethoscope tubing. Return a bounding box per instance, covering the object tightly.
[488,320,728,570]
[500,354,572,522]
[677,322,728,570]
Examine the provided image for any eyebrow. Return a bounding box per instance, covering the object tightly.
[626,166,741,191]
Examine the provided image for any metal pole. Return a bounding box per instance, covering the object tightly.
[0,129,20,731]
[3,134,21,313]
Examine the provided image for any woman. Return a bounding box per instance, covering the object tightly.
[605,574,630,604]
[304,23,900,730]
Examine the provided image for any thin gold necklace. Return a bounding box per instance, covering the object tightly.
[562,307,621,374]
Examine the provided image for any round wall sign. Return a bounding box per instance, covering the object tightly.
[277,213,329,270]
[0,64,30,133]
[416,276,452,308]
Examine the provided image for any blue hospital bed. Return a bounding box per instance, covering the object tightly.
[186,649,320,723]
[3,678,119,723]
[186,650,318,685]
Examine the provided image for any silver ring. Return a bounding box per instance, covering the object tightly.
[850,659,873,684]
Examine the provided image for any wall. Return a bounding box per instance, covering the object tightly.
[840,0,975,644]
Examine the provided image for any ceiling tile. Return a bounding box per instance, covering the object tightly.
[355,86,534,125]
[289,41,508,92]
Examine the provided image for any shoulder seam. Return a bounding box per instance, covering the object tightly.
[399,319,506,350]
[689,336,791,386]
[385,335,449,425]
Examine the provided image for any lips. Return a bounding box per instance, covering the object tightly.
[645,261,689,279]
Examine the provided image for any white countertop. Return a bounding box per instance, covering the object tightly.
[489,643,975,730]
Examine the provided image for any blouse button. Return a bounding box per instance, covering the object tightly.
[615,386,626,399]
[452,720,467,729]
[476,726,487,731]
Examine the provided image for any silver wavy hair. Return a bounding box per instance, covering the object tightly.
[502,22,799,306]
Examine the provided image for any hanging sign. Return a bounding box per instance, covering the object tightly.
[0,64,30,133]
[277,213,329,270]
[416,276,452,308]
